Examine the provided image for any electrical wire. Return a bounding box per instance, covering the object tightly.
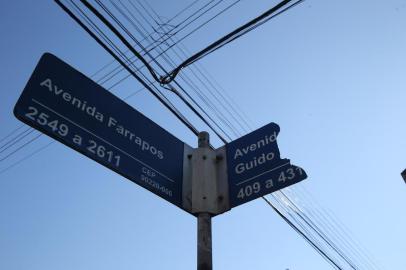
[77,0,239,85]
[160,0,304,84]
[73,0,225,142]
[108,0,236,141]
[0,127,33,152]
[131,0,243,138]
[89,0,241,102]
[0,133,42,162]
[73,0,229,143]
[262,196,343,269]
[88,0,201,79]
[294,185,382,270]
[0,124,25,144]
[140,13,249,135]
[276,191,359,269]
[0,141,53,174]
[55,0,200,138]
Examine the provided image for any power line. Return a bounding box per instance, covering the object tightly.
[0,133,42,162]
[77,0,240,85]
[0,127,33,152]
[81,1,241,125]
[0,124,25,144]
[262,196,344,270]
[132,0,224,47]
[276,191,359,269]
[160,0,304,84]
[88,0,201,79]
[0,141,53,175]
[294,185,382,270]
[132,0,244,138]
[70,0,230,143]
[79,0,162,83]
[56,0,201,138]
[148,19,254,133]
[111,0,238,140]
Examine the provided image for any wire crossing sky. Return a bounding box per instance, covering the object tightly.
[1,1,406,270]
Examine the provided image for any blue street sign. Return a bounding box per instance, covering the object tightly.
[14,53,187,208]
[225,123,307,207]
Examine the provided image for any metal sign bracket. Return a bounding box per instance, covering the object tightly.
[182,132,230,216]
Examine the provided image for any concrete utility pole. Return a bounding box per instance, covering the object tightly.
[185,131,229,270]
[197,212,212,270]
[196,132,213,270]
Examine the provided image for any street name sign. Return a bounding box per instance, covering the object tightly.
[14,53,187,208]
[225,123,307,207]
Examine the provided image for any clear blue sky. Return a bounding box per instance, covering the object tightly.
[1,1,405,269]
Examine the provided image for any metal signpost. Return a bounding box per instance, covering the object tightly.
[14,53,187,208]
[14,53,308,270]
